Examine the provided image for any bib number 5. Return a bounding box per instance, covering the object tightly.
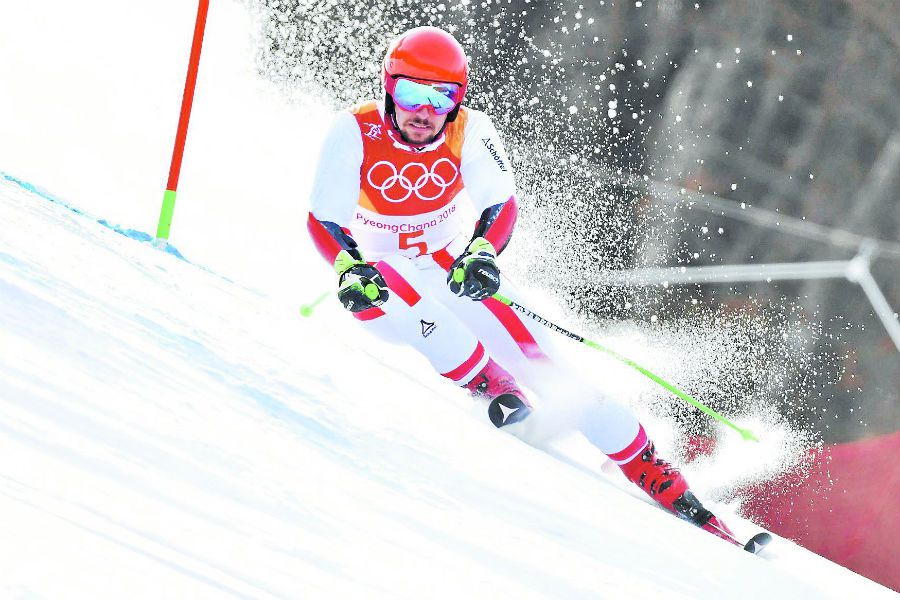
[399,231,428,257]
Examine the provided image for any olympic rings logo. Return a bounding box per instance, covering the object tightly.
[366,158,459,203]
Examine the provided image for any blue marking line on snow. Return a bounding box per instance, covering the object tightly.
[96,219,186,260]
[1,171,187,262]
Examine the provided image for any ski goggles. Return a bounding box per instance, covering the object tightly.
[387,77,461,115]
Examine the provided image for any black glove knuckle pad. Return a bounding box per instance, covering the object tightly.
[338,263,389,313]
[447,252,501,301]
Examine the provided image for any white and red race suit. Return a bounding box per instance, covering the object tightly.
[307,101,645,458]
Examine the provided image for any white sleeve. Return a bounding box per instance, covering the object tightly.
[308,111,363,227]
[459,110,517,213]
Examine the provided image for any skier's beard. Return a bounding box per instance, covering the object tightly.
[399,118,438,144]
[393,105,448,146]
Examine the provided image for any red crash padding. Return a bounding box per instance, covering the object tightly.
[353,306,386,321]
[307,213,344,264]
[376,260,422,307]
[606,425,649,464]
[482,196,518,252]
[441,342,486,382]
[482,296,547,360]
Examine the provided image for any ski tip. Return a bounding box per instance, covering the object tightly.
[743,532,773,555]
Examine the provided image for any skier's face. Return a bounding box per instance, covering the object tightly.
[394,104,448,144]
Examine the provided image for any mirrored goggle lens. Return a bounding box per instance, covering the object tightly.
[392,78,459,115]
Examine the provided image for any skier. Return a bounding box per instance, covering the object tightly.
[307,26,738,546]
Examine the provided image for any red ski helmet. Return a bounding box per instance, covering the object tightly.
[382,26,469,123]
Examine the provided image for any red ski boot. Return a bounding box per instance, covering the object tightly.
[618,439,689,512]
[618,439,741,546]
[463,358,532,428]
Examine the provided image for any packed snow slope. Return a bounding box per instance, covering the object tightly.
[0,1,896,598]
[1,178,896,600]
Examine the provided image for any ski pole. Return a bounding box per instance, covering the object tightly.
[491,292,759,442]
[300,291,330,318]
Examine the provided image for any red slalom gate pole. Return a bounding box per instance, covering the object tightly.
[156,0,210,245]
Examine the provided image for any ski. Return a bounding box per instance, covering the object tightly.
[743,532,773,555]
[704,519,772,555]
[670,490,772,555]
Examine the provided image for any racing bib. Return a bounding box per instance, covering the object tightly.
[350,101,469,260]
